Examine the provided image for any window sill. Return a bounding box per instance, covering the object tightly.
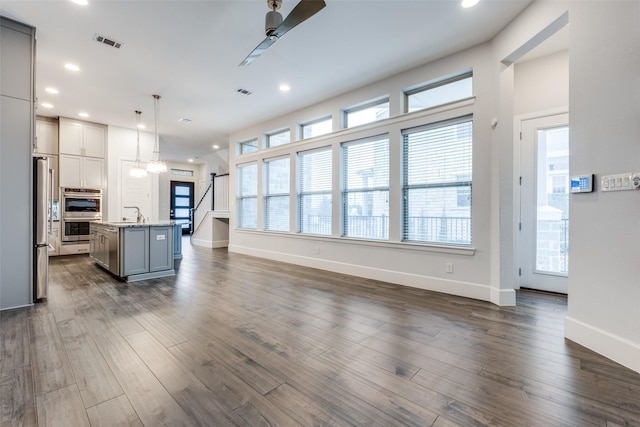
[234,229,476,256]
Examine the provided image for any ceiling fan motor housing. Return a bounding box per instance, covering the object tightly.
[265,10,283,37]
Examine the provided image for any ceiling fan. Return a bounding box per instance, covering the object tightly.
[239,0,326,66]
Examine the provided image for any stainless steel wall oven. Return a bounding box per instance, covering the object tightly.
[62,188,102,243]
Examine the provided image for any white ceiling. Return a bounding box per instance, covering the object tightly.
[1,0,533,162]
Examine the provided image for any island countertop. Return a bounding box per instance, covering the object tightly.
[94,220,177,228]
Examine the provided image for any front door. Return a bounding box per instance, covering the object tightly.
[170,181,194,235]
[520,113,569,293]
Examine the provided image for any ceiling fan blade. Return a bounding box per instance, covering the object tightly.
[239,36,276,66]
[272,0,326,39]
[239,0,326,66]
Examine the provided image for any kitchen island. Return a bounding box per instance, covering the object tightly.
[90,221,181,282]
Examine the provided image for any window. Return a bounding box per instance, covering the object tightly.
[344,99,390,128]
[301,116,332,139]
[267,129,291,148]
[239,139,258,154]
[552,175,568,194]
[170,169,194,176]
[405,72,472,113]
[298,147,332,235]
[403,118,472,245]
[264,156,290,232]
[342,136,389,240]
[237,163,258,229]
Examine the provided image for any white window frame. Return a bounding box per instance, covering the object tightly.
[300,116,332,139]
[238,138,259,155]
[236,162,258,229]
[341,135,390,240]
[297,146,332,235]
[405,71,473,113]
[343,98,390,129]
[402,116,473,246]
[266,128,291,148]
[263,155,291,232]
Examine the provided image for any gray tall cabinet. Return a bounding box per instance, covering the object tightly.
[0,17,35,309]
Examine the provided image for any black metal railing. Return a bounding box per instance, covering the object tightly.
[301,214,472,244]
[190,173,214,243]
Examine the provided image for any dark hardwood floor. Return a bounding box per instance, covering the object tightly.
[2,238,640,426]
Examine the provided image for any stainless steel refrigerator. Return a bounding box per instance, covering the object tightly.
[34,156,51,301]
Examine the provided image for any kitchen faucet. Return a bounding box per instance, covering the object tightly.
[124,206,145,223]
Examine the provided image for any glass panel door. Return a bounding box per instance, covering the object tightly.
[170,181,194,235]
[520,113,569,293]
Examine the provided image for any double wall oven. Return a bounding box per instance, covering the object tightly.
[62,188,102,243]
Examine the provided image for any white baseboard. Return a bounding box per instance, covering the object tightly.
[192,238,228,249]
[229,244,496,303]
[565,316,640,374]
[490,287,516,306]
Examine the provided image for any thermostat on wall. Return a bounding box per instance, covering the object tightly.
[570,174,593,193]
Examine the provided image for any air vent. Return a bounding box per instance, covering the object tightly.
[237,88,252,95]
[93,33,123,49]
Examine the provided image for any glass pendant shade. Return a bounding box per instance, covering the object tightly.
[130,110,148,178]
[147,94,167,173]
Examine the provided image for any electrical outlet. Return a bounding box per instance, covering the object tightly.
[446,263,454,274]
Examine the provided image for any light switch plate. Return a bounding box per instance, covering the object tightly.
[601,173,640,192]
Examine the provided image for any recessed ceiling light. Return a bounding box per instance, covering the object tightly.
[279,84,290,92]
[212,144,220,149]
[461,0,479,8]
[137,124,146,129]
[45,87,59,94]
[41,102,54,109]
[178,118,192,124]
[65,63,80,72]
[70,0,88,5]
[188,158,194,163]
[78,112,89,118]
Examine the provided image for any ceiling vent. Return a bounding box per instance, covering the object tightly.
[93,33,123,49]
[237,88,252,95]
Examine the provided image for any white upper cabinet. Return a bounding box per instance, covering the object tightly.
[35,117,59,155]
[59,154,103,189]
[59,117,106,158]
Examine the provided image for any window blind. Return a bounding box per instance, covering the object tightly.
[237,163,257,229]
[298,147,332,235]
[342,136,389,239]
[264,156,290,232]
[402,117,472,245]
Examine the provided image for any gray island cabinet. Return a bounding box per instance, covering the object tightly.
[90,221,180,282]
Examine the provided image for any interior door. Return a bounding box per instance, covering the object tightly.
[121,160,151,222]
[170,181,194,235]
[520,113,569,293]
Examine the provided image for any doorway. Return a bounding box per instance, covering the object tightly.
[519,113,569,293]
[170,181,194,235]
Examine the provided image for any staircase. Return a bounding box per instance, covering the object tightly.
[190,173,230,248]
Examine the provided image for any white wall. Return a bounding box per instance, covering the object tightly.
[222,0,640,373]
[106,126,158,222]
[158,160,206,221]
[228,42,507,304]
[564,1,640,373]
[493,0,640,373]
[514,50,568,116]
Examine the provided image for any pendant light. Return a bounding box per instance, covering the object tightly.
[129,110,148,178]
[147,94,167,173]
